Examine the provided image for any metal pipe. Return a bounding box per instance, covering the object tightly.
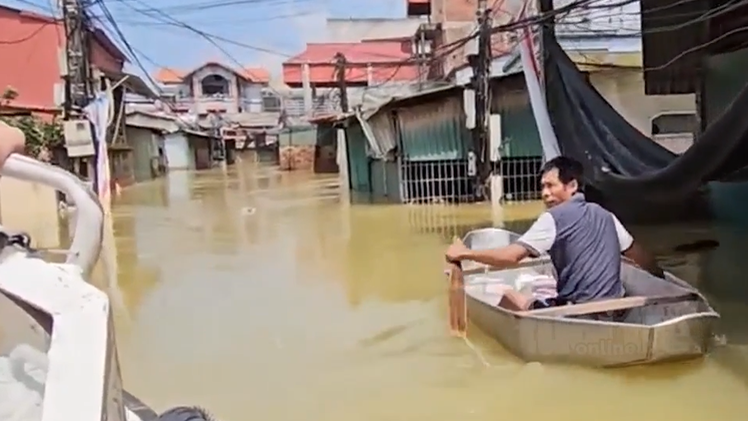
[1,154,103,274]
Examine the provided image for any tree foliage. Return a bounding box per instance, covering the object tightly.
[0,115,63,161]
[1,87,64,161]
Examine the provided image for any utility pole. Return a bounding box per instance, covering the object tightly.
[61,0,98,189]
[470,0,492,200]
[417,27,427,90]
[334,52,349,113]
[62,0,93,114]
[538,0,555,105]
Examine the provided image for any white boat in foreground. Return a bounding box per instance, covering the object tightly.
[0,154,215,421]
[456,228,720,367]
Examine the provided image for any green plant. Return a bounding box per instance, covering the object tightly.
[0,115,63,160]
[1,86,18,103]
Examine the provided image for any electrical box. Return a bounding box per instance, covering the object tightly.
[467,151,477,177]
[63,119,95,157]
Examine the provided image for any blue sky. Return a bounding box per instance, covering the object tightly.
[6,0,406,80]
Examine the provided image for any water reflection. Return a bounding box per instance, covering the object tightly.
[82,159,748,421]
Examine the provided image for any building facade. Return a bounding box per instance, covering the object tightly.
[154,62,278,116]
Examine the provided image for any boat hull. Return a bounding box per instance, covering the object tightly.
[466,293,717,367]
[461,228,720,367]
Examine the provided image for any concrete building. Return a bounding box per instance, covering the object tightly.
[153,62,283,144]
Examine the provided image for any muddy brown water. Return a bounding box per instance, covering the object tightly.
[20,157,748,421]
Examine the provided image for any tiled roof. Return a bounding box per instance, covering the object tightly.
[154,62,271,84]
[155,68,184,84]
[284,41,411,65]
[242,67,270,83]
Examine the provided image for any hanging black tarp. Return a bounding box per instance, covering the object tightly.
[544,37,748,206]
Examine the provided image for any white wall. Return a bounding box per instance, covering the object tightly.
[164,133,193,170]
[589,68,696,153]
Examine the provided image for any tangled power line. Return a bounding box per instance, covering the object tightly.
[2,0,742,100]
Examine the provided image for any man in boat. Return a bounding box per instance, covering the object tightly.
[0,120,26,167]
[445,156,663,312]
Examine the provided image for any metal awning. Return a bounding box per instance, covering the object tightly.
[101,70,157,99]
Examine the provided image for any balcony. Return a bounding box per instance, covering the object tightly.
[166,95,238,114]
[196,95,238,114]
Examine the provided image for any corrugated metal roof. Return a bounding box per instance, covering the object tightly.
[396,95,470,161]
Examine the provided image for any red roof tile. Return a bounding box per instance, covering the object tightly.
[155,68,184,84]
[284,42,411,65]
[0,6,125,111]
[241,67,270,83]
[154,63,271,84]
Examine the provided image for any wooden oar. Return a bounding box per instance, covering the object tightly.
[518,292,700,317]
[447,261,467,337]
[446,235,468,336]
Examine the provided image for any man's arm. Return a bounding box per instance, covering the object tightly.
[612,215,665,278]
[460,212,556,268]
[0,121,26,168]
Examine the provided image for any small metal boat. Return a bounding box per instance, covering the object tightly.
[458,228,721,367]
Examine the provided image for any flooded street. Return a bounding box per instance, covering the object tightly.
[99,158,748,421]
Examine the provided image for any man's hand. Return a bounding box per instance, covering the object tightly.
[0,120,26,168]
[445,238,470,263]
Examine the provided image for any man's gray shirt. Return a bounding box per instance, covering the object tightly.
[515,193,633,303]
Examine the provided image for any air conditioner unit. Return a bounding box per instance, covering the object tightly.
[63,119,95,157]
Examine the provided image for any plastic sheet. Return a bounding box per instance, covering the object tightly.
[543,38,748,203]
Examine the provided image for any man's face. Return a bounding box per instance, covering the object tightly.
[540,168,577,208]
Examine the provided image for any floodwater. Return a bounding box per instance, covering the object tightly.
[89,157,748,421]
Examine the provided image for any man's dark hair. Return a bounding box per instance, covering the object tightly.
[540,156,584,187]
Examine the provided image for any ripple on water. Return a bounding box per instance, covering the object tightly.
[84,162,748,421]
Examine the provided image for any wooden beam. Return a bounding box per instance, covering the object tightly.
[518,292,700,317]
